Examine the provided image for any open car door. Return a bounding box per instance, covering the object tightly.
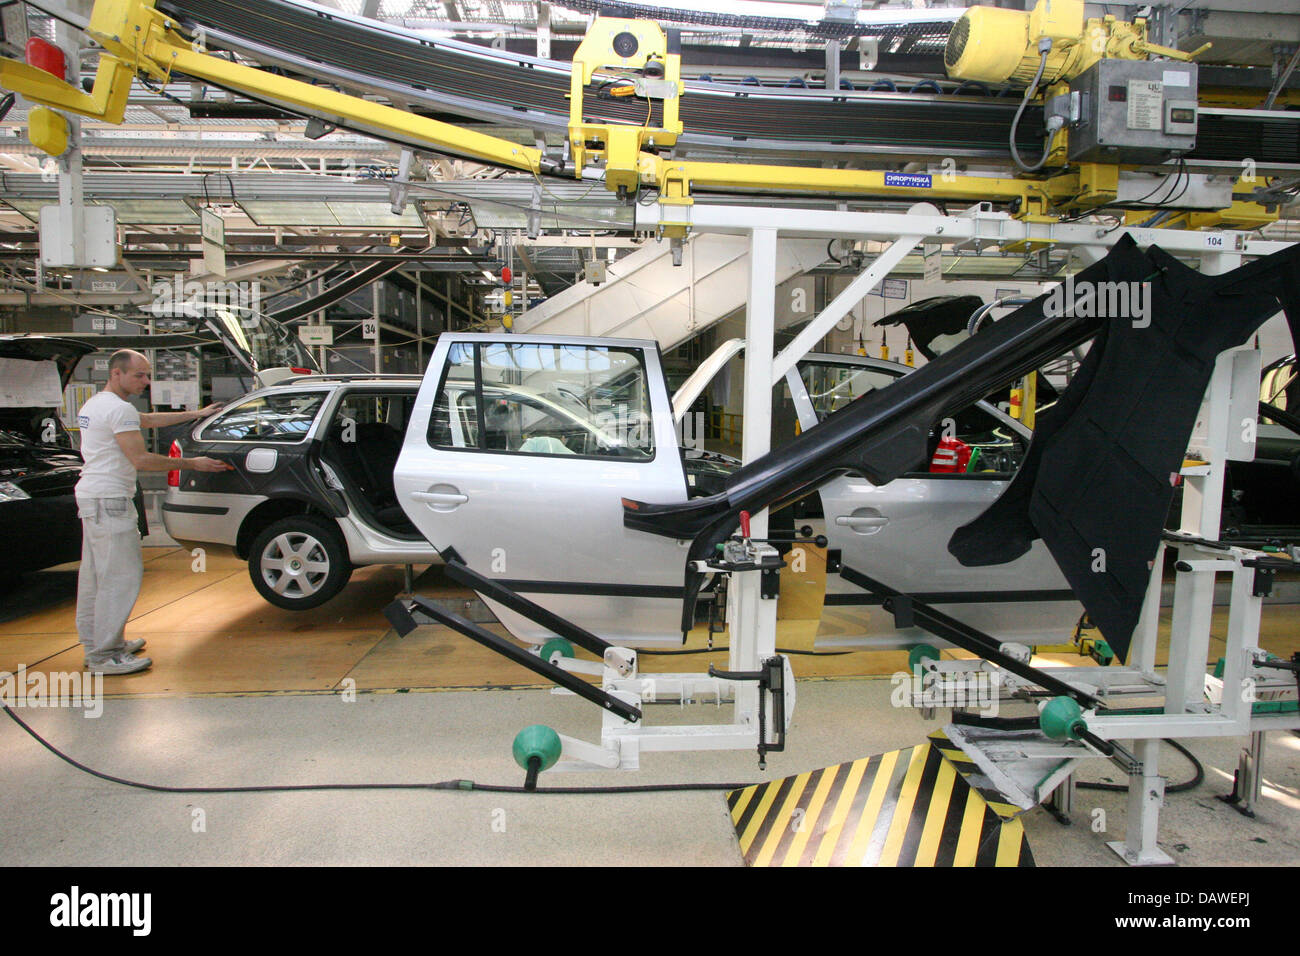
[395,334,691,646]
[785,354,1083,650]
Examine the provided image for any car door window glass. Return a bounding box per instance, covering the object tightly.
[428,342,654,460]
[429,342,477,448]
[795,359,1028,476]
[799,362,900,421]
[199,391,326,442]
[333,392,414,433]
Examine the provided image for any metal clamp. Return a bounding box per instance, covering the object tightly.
[708,655,787,768]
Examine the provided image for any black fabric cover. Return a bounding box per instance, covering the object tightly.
[950,238,1300,662]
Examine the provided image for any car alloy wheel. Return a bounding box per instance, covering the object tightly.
[249,515,352,610]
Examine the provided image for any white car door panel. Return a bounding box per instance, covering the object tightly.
[397,334,690,647]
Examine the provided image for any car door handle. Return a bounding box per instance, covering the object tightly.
[411,491,468,507]
[835,513,888,531]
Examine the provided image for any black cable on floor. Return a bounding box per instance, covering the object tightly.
[1075,738,1205,794]
[1,704,753,795]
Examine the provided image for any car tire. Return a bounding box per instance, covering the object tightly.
[249,515,353,610]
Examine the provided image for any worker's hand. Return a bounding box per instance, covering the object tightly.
[194,403,226,419]
[189,456,234,472]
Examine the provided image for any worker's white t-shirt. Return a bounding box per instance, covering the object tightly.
[75,390,141,499]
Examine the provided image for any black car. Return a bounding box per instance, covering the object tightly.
[0,336,95,579]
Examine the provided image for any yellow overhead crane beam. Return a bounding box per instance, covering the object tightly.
[0,0,1278,240]
[0,0,1053,235]
[0,0,548,175]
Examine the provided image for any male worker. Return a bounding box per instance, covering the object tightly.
[75,349,232,675]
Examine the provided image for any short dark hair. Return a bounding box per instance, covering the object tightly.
[108,349,139,374]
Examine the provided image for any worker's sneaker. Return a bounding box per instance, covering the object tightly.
[124,638,146,655]
[86,653,152,675]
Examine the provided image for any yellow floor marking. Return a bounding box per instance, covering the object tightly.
[738,775,785,855]
[844,746,904,866]
[988,801,1021,819]
[782,764,839,867]
[996,818,1026,866]
[875,744,930,867]
[810,757,871,867]
[913,757,957,867]
[753,771,811,867]
[953,788,988,866]
[728,785,758,826]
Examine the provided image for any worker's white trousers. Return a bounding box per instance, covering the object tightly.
[75,497,143,666]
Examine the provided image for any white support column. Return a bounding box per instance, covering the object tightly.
[1109,738,1174,865]
[1130,547,1164,678]
[55,12,85,265]
[1219,552,1264,729]
[771,229,924,385]
[315,272,327,371]
[1165,250,1241,713]
[730,227,778,733]
[824,39,840,92]
[372,281,382,374]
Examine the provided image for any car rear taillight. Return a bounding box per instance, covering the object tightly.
[167,440,182,487]
[291,367,312,375]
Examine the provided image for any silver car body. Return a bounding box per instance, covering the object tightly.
[396,333,1082,650]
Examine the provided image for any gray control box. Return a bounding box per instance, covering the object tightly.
[1066,59,1198,164]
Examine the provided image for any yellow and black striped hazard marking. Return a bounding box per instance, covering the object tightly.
[727,741,1033,867]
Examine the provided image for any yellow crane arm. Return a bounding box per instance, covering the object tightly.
[0,0,547,176]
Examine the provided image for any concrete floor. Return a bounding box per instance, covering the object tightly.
[2,546,1297,867]
[2,679,1298,866]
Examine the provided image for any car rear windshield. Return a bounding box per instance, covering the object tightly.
[199,391,327,443]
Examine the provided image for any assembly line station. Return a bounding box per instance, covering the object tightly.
[1,0,1298,870]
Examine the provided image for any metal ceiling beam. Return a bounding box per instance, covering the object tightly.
[0,171,610,203]
[0,251,502,264]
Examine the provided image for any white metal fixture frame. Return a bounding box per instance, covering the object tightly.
[544,201,1296,861]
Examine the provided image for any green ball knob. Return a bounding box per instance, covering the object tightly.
[908,644,941,672]
[1040,696,1086,741]
[512,724,562,772]
[539,638,575,664]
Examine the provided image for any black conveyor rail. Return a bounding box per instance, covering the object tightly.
[383,548,638,722]
[384,593,643,724]
[270,259,403,323]
[438,547,615,660]
[838,565,1099,708]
